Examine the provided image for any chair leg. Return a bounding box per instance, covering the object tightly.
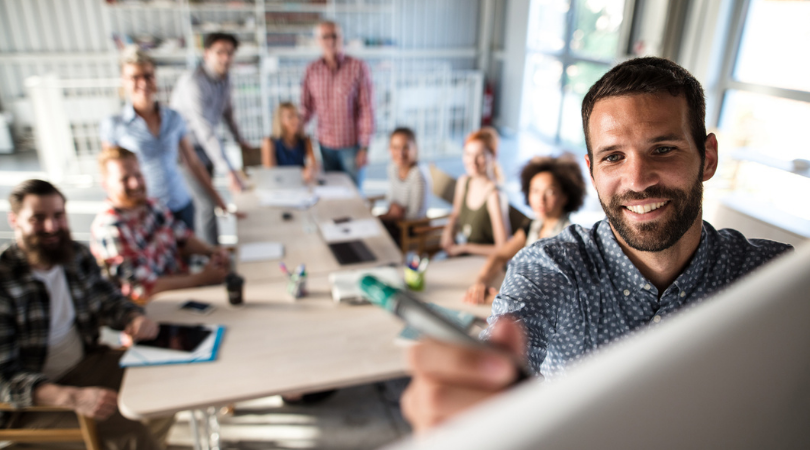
[76,414,102,450]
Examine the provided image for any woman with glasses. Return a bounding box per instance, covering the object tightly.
[100,46,229,230]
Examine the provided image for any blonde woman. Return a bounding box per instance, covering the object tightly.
[261,102,318,182]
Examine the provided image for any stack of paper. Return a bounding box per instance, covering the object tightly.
[319,218,381,243]
[329,266,404,304]
[119,325,225,367]
[313,185,355,199]
[256,189,318,208]
[239,241,284,262]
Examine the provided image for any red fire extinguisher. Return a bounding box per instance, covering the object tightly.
[482,80,494,126]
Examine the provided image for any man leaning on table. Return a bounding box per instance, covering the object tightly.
[171,32,250,246]
[301,20,375,188]
[0,179,172,449]
[91,146,230,304]
[401,57,794,432]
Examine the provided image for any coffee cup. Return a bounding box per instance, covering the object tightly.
[225,273,245,306]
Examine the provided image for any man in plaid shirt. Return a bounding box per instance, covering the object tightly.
[91,146,230,304]
[301,20,375,188]
[0,179,170,449]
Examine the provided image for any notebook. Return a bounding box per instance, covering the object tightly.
[119,324,225,367]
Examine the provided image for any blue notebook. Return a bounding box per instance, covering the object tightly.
[119,324,225,367]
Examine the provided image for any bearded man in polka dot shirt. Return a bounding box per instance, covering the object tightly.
[401,57,793,433]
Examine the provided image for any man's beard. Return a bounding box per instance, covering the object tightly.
[600,175,703,253]
[117,189,147,209]
[24,228,74,267]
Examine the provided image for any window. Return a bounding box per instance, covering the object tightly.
[520,0,626,151]
[714,0,810,222]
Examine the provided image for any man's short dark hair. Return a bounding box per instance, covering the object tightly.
[581,57,707,170]
[520,156,586,214]
[9,179,66,214]
[203,32,239,50]
[390,127,416,144]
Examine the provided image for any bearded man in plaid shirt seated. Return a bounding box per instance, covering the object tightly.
[90,146,230,304]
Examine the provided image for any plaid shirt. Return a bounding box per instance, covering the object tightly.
[90,199,193,302]
[301,53,375,149]
[0,241,142,408]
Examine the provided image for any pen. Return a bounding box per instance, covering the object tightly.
[279,262,290,277]
[359,275,530,382]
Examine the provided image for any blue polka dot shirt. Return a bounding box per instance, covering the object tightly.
[487,219,793,380]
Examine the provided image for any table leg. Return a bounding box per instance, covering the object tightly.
[207,406,222,450]
[189,409,206,450]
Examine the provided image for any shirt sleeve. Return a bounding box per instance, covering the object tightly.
[180,79,235,173]
[405,167,427,220]
[483,245,571,376]
[0,291,49,407]
[355,62,375,148]
[90,214,158,302]
[99,117,117,144]
[78,245,144,329]
[300,66,315,126]
[222,82,243,144]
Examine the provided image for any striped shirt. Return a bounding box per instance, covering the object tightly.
[170,64,242,172]
[301,54,375,149]
[386,163,428,220]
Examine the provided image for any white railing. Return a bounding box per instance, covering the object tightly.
[24,62,481,182]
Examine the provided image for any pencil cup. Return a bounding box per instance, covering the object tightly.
[404,266,425,291]
[288,273,307,299]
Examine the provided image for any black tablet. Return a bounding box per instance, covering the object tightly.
[137,324,212,353]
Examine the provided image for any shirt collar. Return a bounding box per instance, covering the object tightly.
[595,218,710,298]
[201,63,227,82]
[320,52,346,69]
[122,102,165,124]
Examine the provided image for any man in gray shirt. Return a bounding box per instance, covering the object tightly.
[171,32,251,245]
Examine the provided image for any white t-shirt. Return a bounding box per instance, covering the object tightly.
[31,265,84,380]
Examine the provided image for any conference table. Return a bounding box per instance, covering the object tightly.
[117,169,495,449]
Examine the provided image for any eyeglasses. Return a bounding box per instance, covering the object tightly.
[126,73,155,83]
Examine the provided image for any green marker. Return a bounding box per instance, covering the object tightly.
[359,275,531,382]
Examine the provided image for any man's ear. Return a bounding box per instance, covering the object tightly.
[7,212,17,230]
[702,133,719,181]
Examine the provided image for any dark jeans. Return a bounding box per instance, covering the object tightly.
[171,200,195,232]
[180,145,219,245]
[319,144,364,188]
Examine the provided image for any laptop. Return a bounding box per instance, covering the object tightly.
[328,240,377,265]
[249,166,304,189]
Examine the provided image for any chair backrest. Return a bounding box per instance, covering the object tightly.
[428,163,457,205]
[241,146,263,169]
[508,205,529,236]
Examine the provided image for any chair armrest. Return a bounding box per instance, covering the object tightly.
[0,402,73,413]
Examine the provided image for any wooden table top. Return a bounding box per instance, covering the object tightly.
[118,256,493,420]
[233,172,402,282]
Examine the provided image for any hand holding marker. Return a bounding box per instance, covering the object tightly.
[359,275,529,382]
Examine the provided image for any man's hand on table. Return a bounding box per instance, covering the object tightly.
[124,315,159,342]
[402,317,527,433]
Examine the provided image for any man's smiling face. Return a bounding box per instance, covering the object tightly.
[585,93,718,252]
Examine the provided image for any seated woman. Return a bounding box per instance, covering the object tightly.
[261,102,318,182]
[378,127,429,246]
[463,156,586,304]
[441,128,509,257]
